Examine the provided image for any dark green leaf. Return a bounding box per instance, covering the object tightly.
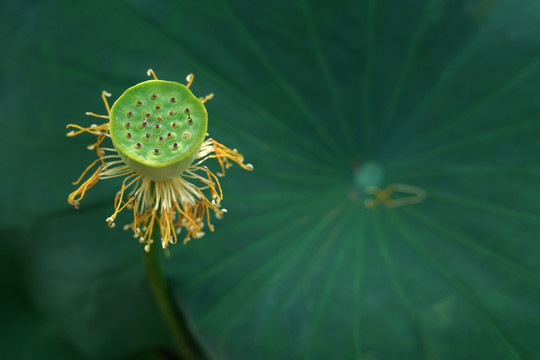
[2,0,540,359]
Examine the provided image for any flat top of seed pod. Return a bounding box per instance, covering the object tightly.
[109,80,208,169]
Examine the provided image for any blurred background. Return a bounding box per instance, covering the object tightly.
[2,0,540,359]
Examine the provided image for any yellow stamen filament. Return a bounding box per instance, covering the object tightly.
[66,123,110,137]
[186,73,194,88]
[101,91,112,115]
[85,112,110,119]
[66,120,110,161]
[147,68,158,80]
[195,138,254,176]
[199,93,214,103]
[364,183,426,209]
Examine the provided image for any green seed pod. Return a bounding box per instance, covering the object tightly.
[109,80,208,180]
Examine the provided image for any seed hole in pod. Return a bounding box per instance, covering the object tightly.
[187,118,193,125]
[146,133,151,138]
[171,122,177,128]
[184,107,190,115]
[136,100,143,107]
[125,122,131,129]
[145,112,151,119]
[155,104,161,110]
[172,142,179,149]
[136,143,142,148]
[159,136,163,141]
[142,121,147,128]
[169,110,177,116]
[127,111,133,117]
[153,148,161,155]
[167,132,172,137]
[157,116,162,121]
[169,97,176,103]
[151,123,163,135]
[127,132,132,139]
[151,93,158,100]
[183,132,191,139]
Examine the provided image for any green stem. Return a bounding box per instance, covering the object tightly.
[143,243,204,360]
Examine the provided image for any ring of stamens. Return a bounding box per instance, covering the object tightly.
[67,70,253,252]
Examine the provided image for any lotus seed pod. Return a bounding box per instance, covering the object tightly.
[67,70,253,249]
[109,80,207,180]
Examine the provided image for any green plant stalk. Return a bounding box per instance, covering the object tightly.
[143,234,204,360]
